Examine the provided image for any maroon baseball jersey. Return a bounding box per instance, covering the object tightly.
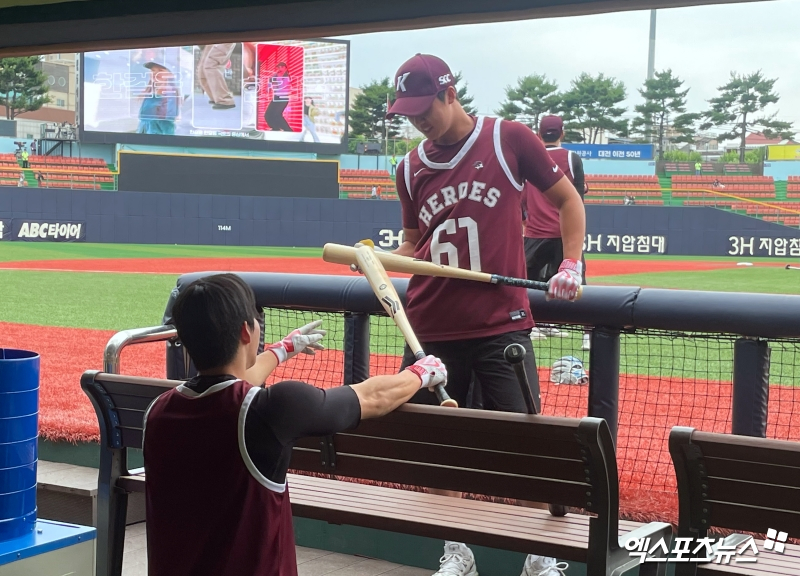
[524,146,576,238]
[144,380,297,576]
[397,116,564,341]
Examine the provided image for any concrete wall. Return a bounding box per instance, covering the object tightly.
[2,187,799,257]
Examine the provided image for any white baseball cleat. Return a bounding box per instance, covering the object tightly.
[539,326,568,338]
[520,555,569,576]
[582,334,591,351]
[433,542,478,576]
[530,328,547,341]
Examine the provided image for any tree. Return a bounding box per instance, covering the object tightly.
[701,71,794,163]
[454,72,477,115]
[631,69,699,160]
[495,74,560,129]
[560,73,628,143]
[348,77,403,151]
[0,57,50,120]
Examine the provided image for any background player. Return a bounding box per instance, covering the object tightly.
[387,54,584,576]
[144,273,448,576]
[522,114,590,348]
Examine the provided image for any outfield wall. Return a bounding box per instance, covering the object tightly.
[1,187,799,257]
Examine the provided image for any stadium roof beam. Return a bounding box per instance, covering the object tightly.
[0,0,762,57]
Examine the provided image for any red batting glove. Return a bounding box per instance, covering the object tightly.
[404,355,448,389]
[546,259,583,301]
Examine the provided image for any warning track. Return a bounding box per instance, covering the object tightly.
[0,256,767,276]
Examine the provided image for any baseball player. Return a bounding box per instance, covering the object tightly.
[388,54,584,576]
[522,114,590,349]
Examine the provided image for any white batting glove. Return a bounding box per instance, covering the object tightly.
[266,320,326,364]
[546,259,583,301]
[404,355,448,389]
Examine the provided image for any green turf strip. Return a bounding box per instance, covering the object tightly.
[0,270,177,330]
[0,243,322,262]
[593,267,800,295]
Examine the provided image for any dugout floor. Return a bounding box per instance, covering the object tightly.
[121,518,431,576]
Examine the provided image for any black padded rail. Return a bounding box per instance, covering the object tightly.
[166,272,800,338]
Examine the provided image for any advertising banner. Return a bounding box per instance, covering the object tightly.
[563,144,654,160]
[5,220,86,242]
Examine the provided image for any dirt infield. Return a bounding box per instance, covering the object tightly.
[0,256,768,276]
[6,319,798,523]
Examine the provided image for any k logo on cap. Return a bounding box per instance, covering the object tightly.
[396,72,410,92]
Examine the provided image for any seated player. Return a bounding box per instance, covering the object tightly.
[143,273,447,576]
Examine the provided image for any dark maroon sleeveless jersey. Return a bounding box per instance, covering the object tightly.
[143,380,297,576]
[398,116,562,341]
[524,146,575,239]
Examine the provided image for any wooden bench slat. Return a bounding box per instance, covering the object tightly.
[110,393,161,413]
[117,408,146,429]
[120,427,144,449]
[290,473,647,532]
[336,419,585,460]
[708,500,800,536]
[294,434,587,483]
[95,374,182,390]
[693,433,800,467]
[290,494,590,561]
[708,476,800,514]
[705,456,800,488]
[371,405,584,442]
[289,450,591,508]
[288,475,600,538]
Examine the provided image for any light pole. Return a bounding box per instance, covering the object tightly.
[647,10,657,81]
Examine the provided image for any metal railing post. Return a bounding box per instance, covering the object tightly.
[104,325,177,374]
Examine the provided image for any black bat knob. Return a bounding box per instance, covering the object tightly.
[504,343,526,364]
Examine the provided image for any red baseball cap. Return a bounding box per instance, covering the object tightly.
[386,54,456,119]
[539,115,564,137]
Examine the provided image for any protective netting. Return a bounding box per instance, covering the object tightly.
[261,308,800,523]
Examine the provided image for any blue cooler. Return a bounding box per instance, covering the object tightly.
[0,350,39,542]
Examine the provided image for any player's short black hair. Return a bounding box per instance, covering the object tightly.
[171,274,259,371]
[277,62,287,68]
[541,131,561,143]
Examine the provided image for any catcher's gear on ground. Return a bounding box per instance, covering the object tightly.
[550,356,588,385]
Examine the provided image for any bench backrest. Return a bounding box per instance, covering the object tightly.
[670,426,800,536]
[82,371,620,535]
[81,371,179,453]
[293,406,615,515]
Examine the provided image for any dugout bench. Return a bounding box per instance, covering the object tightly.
[670,427,800,576]
[82,370,673,576]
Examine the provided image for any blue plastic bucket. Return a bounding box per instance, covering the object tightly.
[0,349,39,541]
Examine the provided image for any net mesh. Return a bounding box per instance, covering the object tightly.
[260,308,800,523]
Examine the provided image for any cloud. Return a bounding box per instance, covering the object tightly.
[339,0,800,128]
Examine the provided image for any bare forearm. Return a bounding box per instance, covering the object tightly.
[394,241,416,257]
[559,194,586,261]
[244,351,280,386]
[351,371,421,419]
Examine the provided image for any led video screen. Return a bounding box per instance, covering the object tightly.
[81,39,349,153]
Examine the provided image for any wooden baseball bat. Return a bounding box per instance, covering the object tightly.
[323,243,582,299]
[354,245,457,408]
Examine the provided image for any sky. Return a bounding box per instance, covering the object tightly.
[338,0,800,132]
